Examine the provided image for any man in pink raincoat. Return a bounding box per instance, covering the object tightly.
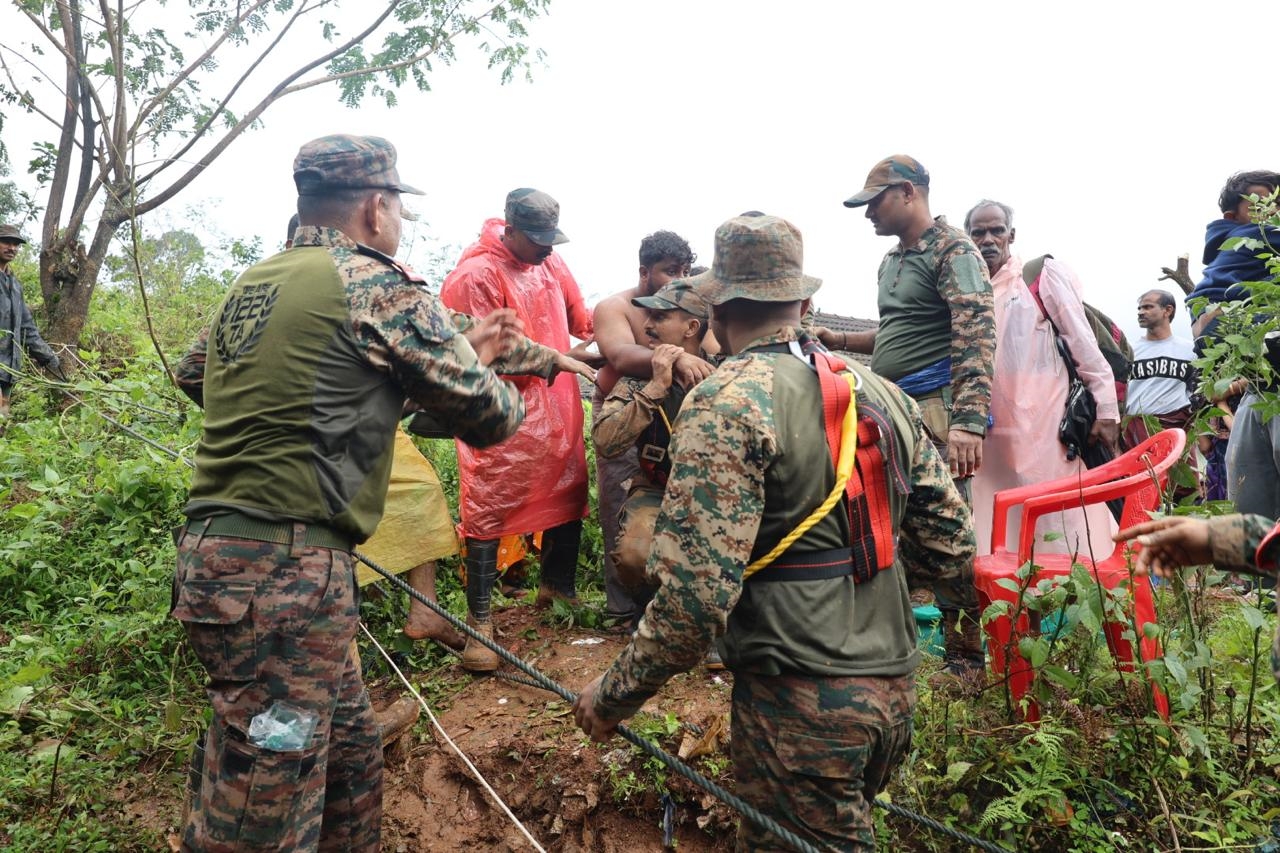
[441,188,595,671]
[965,200,1120,559]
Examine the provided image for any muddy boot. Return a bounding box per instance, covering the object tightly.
[536,520,582,608]
[461,615,499,673]
[462,538,500,673]
[937,607,985,680]
[403,561,465,650]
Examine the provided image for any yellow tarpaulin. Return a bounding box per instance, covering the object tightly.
[356,428,459,586]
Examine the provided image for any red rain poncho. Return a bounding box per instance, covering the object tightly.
[440,218,593,539]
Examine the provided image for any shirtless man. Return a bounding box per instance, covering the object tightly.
[591,231,707,624]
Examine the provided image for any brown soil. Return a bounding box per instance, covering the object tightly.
[376,604,737,852]
[136,604,739,852]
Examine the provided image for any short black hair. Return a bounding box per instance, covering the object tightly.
[286,214,300,245]
[638,230,694,269]
[1142,289,1178,320]
[1218,170,1280,214]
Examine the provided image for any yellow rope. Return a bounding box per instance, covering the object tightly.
[657,402,673,434]
[742,373,858,580]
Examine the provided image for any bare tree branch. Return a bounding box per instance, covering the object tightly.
[136,0,314,187]
[136,1,417,214]
[0,48,73,132]
[130,0,276,136]
[283,1,502,94]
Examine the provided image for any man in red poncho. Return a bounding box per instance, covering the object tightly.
[441,188,595,672]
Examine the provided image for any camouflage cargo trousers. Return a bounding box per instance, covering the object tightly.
[731,672,916,852]
[172,528,382,852]
[593,385,644,621]
[914,391,978,613]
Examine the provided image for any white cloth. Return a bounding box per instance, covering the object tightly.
[971,255,1118,558]
[1126,336,1194,415]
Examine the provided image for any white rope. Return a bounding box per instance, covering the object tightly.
[357,622,547,853]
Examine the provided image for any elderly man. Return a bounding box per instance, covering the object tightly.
[574,213,973,851]
[0,224,61,420]
[440,188,596,672]
[837,155,993,675]
[172,135,589,852]
[964,199,1120,558]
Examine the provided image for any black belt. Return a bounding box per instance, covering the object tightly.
[189,512,353,551]
[746,547,853,583]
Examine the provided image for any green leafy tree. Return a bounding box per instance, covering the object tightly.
[0,0,551,346]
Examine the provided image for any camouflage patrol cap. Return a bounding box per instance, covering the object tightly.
[0,224,28,244]
[293,134,424,196]
[505,188,569,247]
[843,155,930,207]
[687,215,821,306]
[631,280,709,319]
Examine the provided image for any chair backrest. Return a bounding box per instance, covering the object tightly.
[989,429,1187,556]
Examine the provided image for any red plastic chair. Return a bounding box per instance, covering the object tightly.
[973,428,1186,722]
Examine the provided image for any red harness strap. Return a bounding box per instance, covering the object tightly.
[809,352,896,581]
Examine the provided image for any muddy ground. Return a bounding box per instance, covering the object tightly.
[374,603,738,852]
[128,603,741,852]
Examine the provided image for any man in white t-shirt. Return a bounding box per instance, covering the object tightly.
[1124,289,1195,448]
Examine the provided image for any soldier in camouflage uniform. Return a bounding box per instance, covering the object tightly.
[592,279,713,620]
[172,134,593,853]
[835,155,995,675]
[1116,515,1280,684]
[574,214,975,851]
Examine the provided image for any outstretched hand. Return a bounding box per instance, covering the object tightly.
[465,309,525,365]
[1113,516,1213,577]
[565,339,608,369]
[552,352,598,384]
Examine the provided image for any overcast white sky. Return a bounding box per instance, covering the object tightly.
[7,0,1278,342]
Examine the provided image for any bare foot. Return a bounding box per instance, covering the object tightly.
[403,614,465,650]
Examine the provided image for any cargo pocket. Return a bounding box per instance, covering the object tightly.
[212,733,317,848]
[772,724,872,834]
[173,581,258,682]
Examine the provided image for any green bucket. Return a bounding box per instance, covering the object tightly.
[914,605,944,657]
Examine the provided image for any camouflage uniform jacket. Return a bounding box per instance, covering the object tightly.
[591,353,710,488]
[594,327,974,720]
[871,216,994,435]
[178,226,559,541]
[1206,513,1280,684]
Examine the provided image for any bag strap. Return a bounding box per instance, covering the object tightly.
[1023,254,1084,385]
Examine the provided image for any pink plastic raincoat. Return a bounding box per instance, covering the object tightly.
[971,256,1119,558]
[440,218,593,539]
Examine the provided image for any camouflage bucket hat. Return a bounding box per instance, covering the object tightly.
[0,224,28,244]
[505,188,568,246]
[843,154,930,207]
[293,134,424,196]
[688,215,822,306]
[631,279,709,319]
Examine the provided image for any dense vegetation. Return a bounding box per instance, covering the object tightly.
[0,236,1278,852]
